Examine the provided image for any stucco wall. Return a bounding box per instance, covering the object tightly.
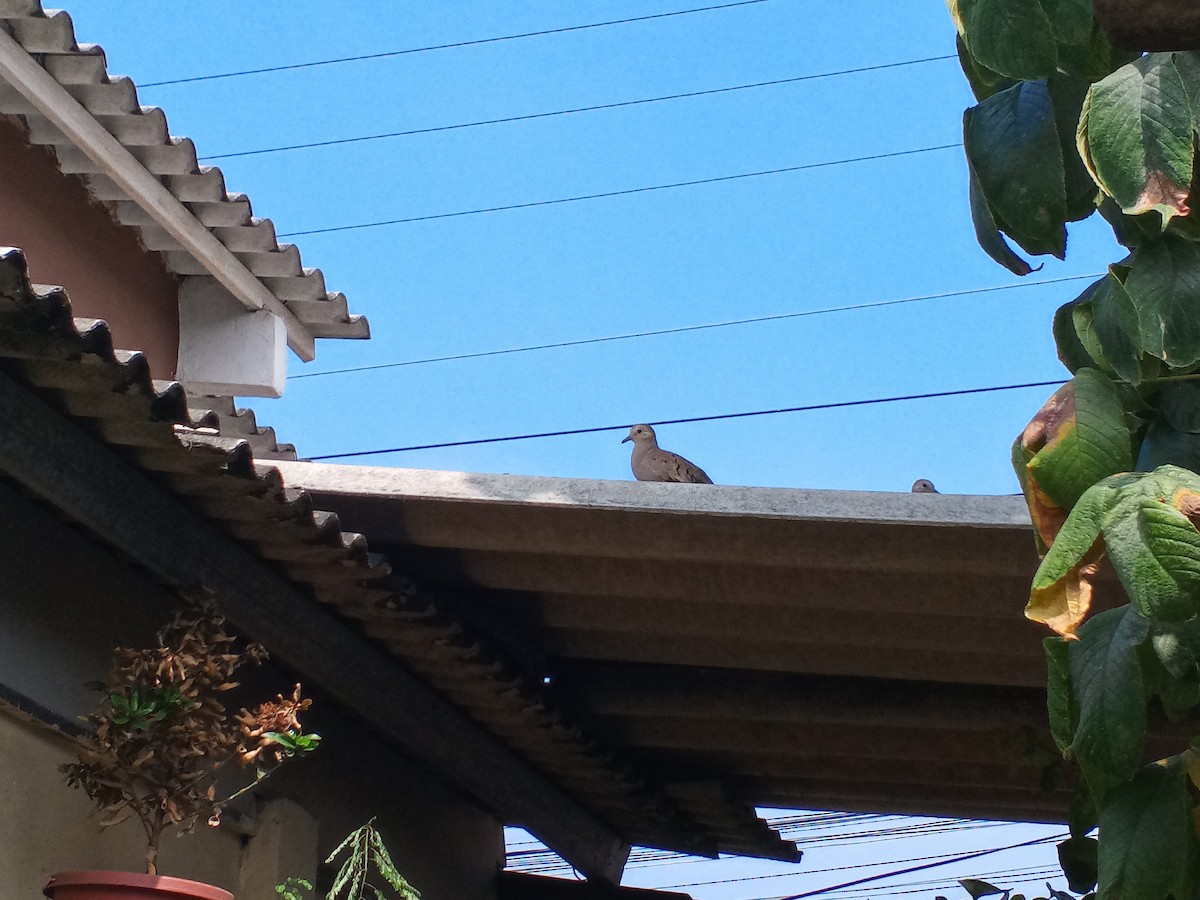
[0,711,246,890]
[0,480,505,900]
[0,115,179,377]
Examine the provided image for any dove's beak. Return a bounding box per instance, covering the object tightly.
[621,434,631,443]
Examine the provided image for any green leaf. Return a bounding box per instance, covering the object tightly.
[1124,236,1200,369]
[1096,763,1196,900]
[1047,636,1079,755]
[1157,382,1200,434]
[968,154,1036,275]
[1041,0,1092,47]
[1174,51,1200,125]
[1149,617,1200,678]
[1026,369,1133,509]
[1089,270,1142,385]
[1098,196,1157,249]
[1158,670,1200,720]
[1058,836,1099,895]
[1078,54,1195,223]
[1070,778,1099,838]
[1055,294,1101,373]
[1136,420,1200,472]
[956,34,1019,102]
[965,80,1068,258]
[1070,605,1149,797]
[1049,75,1100,223]
[1070,294,1112,374]
[1100,467,1200,620]
[948,0,1058,80]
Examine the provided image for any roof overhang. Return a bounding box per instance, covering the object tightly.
[0,3,369,392]
[260,460,1153,825]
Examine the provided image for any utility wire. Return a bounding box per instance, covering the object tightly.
[277,143,958,237]
[291,273,1099,380]
[141,0,778,88]
[200,55,954,161]
[307,378,1068,461]
[807,866,1063,900]
[770,833,1065,900]
[664,836,1060,889]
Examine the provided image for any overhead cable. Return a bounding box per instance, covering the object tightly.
[668,852,1050,890]
[306,378,1068,461]
[200,55,955,161]
[142,0,779,87]
[770,832,1065,900]
[277,143,959,237]
[290,273,1100,380]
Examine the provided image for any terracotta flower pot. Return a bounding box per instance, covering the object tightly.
[44,871,233,900]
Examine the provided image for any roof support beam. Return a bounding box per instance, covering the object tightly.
[0,27,316,361]
[0,369,629,883]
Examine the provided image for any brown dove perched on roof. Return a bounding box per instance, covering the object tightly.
[623,424,713,484]
[911,479,939,493]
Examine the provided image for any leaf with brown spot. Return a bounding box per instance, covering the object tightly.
[1035,468,1200,634]
[1135,170,1192,219]
[1013,369,1134,550]
[1078,53,1195,225]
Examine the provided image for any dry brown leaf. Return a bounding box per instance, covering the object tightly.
[1025,555,1103,639]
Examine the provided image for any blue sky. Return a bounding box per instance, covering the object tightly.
[67,3,1096,896]
[72,0,1120,494]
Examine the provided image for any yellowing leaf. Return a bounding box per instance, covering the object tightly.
[1027,556,1103,638]
[1013,370,1133,552]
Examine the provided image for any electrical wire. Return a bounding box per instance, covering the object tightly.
[804,866,1063,900]
[307,378,1067,461]
[199,55,955,161]
[141,0,780,88]
[770,833,1066,900]
[290,273,1099,380]
[276,143,959,237]
[663,838,1059,889]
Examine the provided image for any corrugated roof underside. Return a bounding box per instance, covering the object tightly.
[283,482,1180,827]
[0,2,367,340]
[0,246,795,863]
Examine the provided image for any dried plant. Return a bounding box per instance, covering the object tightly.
[63,594,320,875]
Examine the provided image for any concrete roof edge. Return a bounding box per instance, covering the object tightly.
[265,460,1033,529]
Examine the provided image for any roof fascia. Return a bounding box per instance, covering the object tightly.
[0,26,316,361]
[266,460,1032,528]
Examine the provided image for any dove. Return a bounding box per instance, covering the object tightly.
[622,424,713,484]
[911,479,939,493]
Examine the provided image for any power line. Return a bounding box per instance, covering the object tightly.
[306,378,1068,461]
[664,834,1058,889]
[809,866,1063,900]
[290,273,1099,380]
[770,832,1065,900]
[200,55,954,161]
[276,143,959,237]
[141,0,778,88]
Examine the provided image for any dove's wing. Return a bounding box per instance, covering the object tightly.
[635,447,712,484]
